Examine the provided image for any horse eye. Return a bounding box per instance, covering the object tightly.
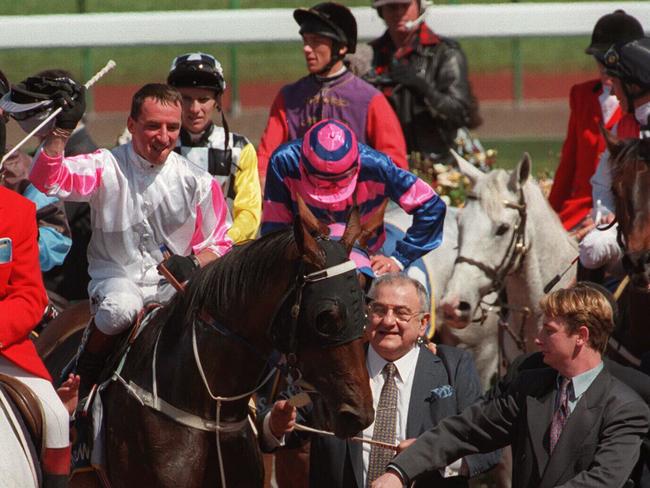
[495,223,510,236]
[315,309,344,337]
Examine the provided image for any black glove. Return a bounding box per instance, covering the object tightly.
[160,254,199,284]
[53,83,86,130]
[389,64,430,95]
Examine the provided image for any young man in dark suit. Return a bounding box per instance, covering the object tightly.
[263,273,499,487]
[373,285,650,488]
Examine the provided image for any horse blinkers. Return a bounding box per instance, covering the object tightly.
[270,238,365,354]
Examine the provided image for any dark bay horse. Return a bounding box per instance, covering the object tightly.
[42,213,374,487]
[602,131,650,367]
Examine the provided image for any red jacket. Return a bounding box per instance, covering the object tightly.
[0,186,50,380]
[549,80,622,230]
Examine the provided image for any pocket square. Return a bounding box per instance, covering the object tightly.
[427,385,455,402]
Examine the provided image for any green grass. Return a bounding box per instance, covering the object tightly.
[483,138,562,175]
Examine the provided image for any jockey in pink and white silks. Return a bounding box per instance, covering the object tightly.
[261,119,445,277]
[29,83,232,399]
[30,142,232,327]
[580,38,650,273]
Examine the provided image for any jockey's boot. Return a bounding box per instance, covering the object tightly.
[577,261,605,285]
[76,323,119,401]
[42,446,70,488]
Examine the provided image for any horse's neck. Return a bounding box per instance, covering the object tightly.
[505,185,577,340]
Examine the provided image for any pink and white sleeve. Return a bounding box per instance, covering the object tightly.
[191,178,233,257]
[29,148,108,201]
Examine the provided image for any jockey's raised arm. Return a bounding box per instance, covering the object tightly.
[28,82,232,400]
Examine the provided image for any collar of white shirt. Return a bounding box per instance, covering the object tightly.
[367,343,420,387]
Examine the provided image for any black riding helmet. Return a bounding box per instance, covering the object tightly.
[585,10,644,59]
[603,37,650,114]
[167,52,226,94]
[604,38,650,89]
[294,2,358,56]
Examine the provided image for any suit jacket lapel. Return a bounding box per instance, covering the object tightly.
[348,438,363,488]
[406,346,447,438]
[527,384,555,479]
[539,369,609,488]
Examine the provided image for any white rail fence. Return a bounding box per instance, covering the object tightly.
[1,2,649,49]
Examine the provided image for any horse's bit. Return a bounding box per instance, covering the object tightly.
[454,188,531,355]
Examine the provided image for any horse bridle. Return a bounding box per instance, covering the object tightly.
[113,254,359,488]
[455,188,529,298]
[453,187,531,353]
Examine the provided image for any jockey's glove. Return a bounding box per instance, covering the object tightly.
[53,84,86,130]
[162,254,199,284]
[389,64,430,96]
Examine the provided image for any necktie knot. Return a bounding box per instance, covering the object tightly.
[383,362,396,380]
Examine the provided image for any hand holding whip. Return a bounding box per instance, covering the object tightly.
[1,59,116,167]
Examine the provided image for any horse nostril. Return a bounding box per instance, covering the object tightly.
[458,301,471,313]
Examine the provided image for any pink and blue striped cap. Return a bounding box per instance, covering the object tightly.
[298,119,360,204]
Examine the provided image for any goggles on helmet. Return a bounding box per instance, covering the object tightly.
[168,52,226,93]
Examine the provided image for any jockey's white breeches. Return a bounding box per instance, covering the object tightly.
[579,224,623,270]
[89,277,175,335]
[0,357,69,449]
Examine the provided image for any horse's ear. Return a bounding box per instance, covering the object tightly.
[358,198,389,249]
[509,153,532,191]
[341,205,362,254]
[293,214,327,268]
[600,124,624,159]
[451,149,483,186]
[296,194,330,237]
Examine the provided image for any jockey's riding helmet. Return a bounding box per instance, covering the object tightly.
[299,118,360,204]
[604,37,650,90]
[167,52,226,94]
[294,2,357,54]
[0,74,80,136]
[585,10,644,59]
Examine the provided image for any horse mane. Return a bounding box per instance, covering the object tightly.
[610,138,649,185]
[182,229,298,322]
[129,229,298,363]
[474,168,576,249]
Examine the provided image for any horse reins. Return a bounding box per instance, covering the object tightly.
[454,188,531,354]
[114,256,357,488]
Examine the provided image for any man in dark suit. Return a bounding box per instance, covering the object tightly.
[373,284,650,488]
[263,273,499,487]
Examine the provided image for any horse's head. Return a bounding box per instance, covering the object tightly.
[273,199,374,437]
[604,129,650,291]
[441,152,531,327]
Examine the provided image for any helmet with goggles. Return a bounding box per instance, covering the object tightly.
[298,119,360,204]
[0,75,81,137]
[167,52,226,94]
[603,38,650,90]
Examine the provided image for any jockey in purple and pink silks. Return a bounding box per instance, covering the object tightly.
[261,118,446,277]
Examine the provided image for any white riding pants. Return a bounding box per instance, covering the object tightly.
[89,277,175,335]
[0,357,69,449]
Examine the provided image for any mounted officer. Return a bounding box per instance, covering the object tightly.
[366,0,481,167]
[167,52,261,243]
[257,1,408,188]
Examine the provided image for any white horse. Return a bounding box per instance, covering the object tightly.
[440,153,578,364]
[0,388,39,488]
[385,203,500,390]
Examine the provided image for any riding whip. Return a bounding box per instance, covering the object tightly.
[1,59,117,167]
[543,255,579,294]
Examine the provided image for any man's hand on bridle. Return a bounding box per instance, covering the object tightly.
[370,254,402,276]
